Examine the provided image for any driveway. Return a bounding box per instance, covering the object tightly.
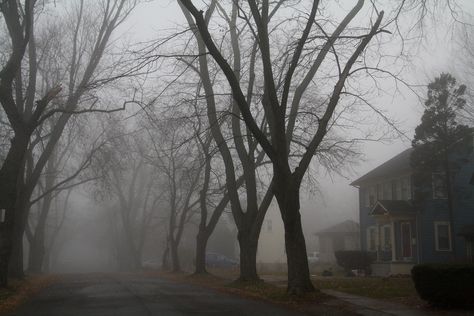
[9,274,305,316]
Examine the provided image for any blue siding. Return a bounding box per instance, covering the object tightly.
[357,148,474,264]
[418,154,474,263]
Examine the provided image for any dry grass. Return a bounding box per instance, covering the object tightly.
[151,270,329,303]
[224,279,329,305]
[314,276,424,307]
[0,276,56,315]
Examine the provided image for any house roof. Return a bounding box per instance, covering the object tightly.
[314,220,359,235]
[351,148,413,186]
[369,200,416,216]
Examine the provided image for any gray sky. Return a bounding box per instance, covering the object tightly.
[117,0,473,229]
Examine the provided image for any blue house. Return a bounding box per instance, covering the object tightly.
[351,148,474,276]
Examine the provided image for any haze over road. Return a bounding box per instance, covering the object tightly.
[10,274,303,316]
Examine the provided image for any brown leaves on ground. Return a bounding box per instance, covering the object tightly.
[0,276,57,315]
[314,276,424,307]
[151,271,358,315]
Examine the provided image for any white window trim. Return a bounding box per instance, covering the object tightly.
[365,186,376,207]
[381,224,392,250]
[400,222,413,259]
[434,221,452,251]
[383,182,392,200]
[466,240,473,261]
[367,226,378,251]
[400,176,411,201]
[432,173,448,200]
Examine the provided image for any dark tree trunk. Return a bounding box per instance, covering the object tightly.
[237,230,259,282]
[170,240,181,273]
[116,235,141,271]
[8,233,24,278]
[126,237,141,271]
[275,178,314,295]
[0,219,13,287]
[8,202,28,279]
[0,133,30,285]
[27,188,52,275]
[194,231,209,274]
[27,232,45,274]
[42,250,50,273]
[161,245,170,271]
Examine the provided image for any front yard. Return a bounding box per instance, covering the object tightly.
[313,276,424,307]
[0,276,55,315]
[203,267,423,306]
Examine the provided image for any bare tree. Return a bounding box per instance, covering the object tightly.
[177,0,399,294]
[140,115,203,272]
[1,0,139,279]
[0,0,60,286]
[93,124,161,271]
[176,1,276,282]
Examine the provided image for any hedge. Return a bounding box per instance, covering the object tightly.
[334,250,373,275]
[411,263,474,308]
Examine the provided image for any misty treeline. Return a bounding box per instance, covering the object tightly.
[0,0,472,294]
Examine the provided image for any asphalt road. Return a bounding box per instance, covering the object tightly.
[10,274,305,316]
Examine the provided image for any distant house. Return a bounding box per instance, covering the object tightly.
[351,148,474,276]
[314,220,360,263]
[257,204,286,265]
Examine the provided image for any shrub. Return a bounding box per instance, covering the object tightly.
[411,263,474,308]
[334,251,373,275]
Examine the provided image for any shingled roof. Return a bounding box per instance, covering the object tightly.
[351,148,413,186]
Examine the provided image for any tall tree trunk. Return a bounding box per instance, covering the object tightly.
[275,177,314,295]
[170,240,181,273]
[194,231,209,274]
[237,230,259,281]
[28,236,45,274]
[8,199,29,279]
[161,244,170,271]
[0,219,14,287]
[27,178,54,274]
[0,132,30,285]
[42,250,50,273]
[8,229,24,278]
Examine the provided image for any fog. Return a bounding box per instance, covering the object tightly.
[1,0,474,301]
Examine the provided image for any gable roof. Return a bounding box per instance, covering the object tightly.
[351,148,413,186]
[369,200,415,216]
[314,220,359,235]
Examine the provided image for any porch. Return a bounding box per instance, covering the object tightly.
[368,201,418,276]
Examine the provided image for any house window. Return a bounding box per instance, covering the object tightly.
[434,222,452,251]
[401,177,411,200]
[367,226,377,251]
[365,186,376,207]
[392,179,401,200]
[382,225,392,250]
[383,182,392,200]
[432,173,448,199]
[377,184,383,200]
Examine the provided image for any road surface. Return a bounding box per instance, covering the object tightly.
[10,274,305,316]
